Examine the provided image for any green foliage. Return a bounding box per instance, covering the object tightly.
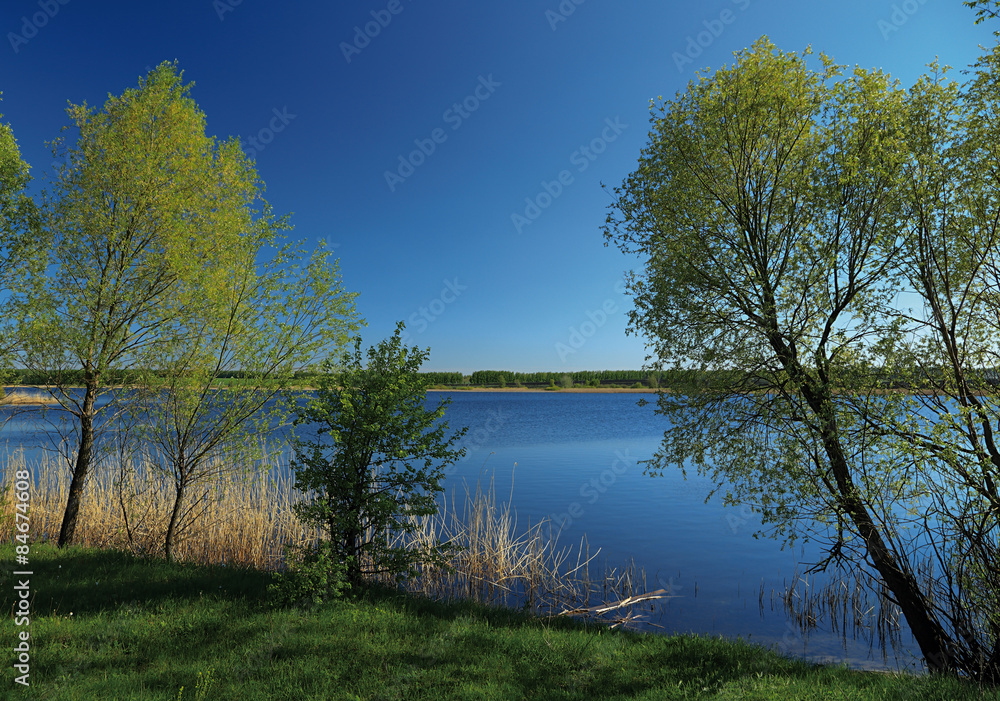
[13,62,277,546]
[12,62,361,552]
[965,0,1000,29]
[175,667,214,701]
[606,35,905,550]
[469,369,517,385]
[418,371,465,386]
[288,322,466,592]
[0,96,43,373]
[130,231,359,561]
[269,540,350,607]
[603,35,1000,678]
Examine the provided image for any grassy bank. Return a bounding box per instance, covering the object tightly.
[4,543,998,700]
[3,455,999,698]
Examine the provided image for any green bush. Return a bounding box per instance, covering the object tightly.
[269,540,350,607]
[286,322,467,594]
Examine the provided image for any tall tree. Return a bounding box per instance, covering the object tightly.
[603,38,989,676]
[17,62,276,547]
[131,235,359,561]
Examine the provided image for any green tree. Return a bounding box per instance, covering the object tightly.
[0,98,42,374]
[128,236,359,561]
[602,37,986,676]
[285,323,466,592]
[16,62,271,547]
[871,51,1000,682]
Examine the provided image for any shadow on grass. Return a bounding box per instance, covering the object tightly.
[2,543,271,617]
[1,544,973,700]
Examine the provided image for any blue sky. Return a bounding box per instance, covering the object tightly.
[1,0,995,372]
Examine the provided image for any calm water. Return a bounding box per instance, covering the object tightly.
[1,389,925,672]
[431,391,924,673]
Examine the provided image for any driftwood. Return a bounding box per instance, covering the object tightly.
[555,588,676,629]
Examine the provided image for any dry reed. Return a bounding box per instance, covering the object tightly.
[0,451,660,626]
[0,449,308,569]
[759,568,906,656]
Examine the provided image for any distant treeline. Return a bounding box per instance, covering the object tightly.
[12,367,1000,391]
[422,367,1000,390]
[420,370,664,387]
[7,369,142,385]
[5,368,660,388]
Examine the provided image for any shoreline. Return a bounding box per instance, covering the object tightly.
[426,387,658,393]
[0,390,60,406]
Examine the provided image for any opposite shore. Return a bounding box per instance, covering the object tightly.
[427,386,658,393]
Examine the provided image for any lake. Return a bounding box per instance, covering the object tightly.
[1,389,924,672]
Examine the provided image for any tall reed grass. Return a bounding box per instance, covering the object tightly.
[0,450,651,624]
[0,449,307,569]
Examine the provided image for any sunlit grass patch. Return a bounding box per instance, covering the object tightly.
[3,543,996,700]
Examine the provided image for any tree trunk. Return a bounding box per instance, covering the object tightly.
[803,372,958,672]
[58,381,98,547]
[768,328,960,674]
[164,479,186,562]
[345,458,366,586]
[345,525,361,586]
[818,427,958,673]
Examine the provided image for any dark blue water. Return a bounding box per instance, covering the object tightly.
[429,391,923,672]
[0,389,924,672]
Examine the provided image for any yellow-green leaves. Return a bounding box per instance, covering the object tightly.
[15,62,362,550]
[606,34,1000,680]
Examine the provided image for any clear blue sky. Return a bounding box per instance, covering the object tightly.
[1,0,994,372]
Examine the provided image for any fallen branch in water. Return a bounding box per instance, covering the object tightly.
[555,588,675,628]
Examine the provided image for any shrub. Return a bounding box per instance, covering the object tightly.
[270,540,350,607]
[283,322,467,597]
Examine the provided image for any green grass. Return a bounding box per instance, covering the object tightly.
[3,544,998,700]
